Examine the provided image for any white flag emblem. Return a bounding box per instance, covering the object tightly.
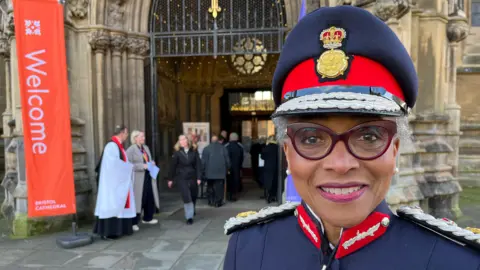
[25,20,41,36]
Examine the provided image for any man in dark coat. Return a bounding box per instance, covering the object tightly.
[202,135,231,207]
[225,132,244,201]
[250,138,266,189]
[260,135,279,203]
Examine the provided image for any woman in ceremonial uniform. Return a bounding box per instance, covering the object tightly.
[223,6,480,270]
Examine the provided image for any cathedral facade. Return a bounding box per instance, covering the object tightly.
[0,0,478,237]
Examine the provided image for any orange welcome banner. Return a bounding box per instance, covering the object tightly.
[13,0,76,217]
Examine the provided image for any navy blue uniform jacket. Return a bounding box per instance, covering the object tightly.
[224,201,480,270]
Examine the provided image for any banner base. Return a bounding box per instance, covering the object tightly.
[56,233,93,249]
[56,215,93,249]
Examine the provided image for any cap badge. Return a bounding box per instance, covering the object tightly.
[316,26,349,79]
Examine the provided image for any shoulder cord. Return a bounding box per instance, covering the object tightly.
[224,202,300,234]
[398,206,480,243]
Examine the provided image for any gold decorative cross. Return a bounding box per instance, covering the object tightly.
[208,0,222,18]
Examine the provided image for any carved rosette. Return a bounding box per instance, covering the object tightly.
[126,37,150,57]
[110,32,126,54]
[67,0,89,20]
[89,30,110,53]
[373,0,410,22]
[447,16,469,43]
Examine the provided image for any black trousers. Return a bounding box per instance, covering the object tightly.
[207,179,224,204]
[132,173,156,225]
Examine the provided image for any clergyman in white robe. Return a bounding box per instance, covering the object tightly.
[93,139,136,239]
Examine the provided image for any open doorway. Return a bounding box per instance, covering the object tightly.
[220,88,276,200]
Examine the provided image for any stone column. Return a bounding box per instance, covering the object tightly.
[0,36,15,222]
[211,85,223,135]
[0,38,12,136]
[89,30,110,155]
[110,32,127,129]
[135,38,148,132]
[126,38,138,130]
[205,93,212,123]
[122,52,129,129]
[125,37,148,132]
[445,12,469,217]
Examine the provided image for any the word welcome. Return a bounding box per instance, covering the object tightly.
[24,49,48,154]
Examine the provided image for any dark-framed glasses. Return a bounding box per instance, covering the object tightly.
[286,120,397,161]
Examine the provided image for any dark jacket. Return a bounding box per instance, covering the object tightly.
[225,141,244,174]
[202,141,231,180]
[224,201,480,270]
[261,143,279,191]
[168,147,202,203]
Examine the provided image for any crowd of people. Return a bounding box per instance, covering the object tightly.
[92,125,279,239]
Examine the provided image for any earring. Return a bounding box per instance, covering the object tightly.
[286,168,291,175]
[394,167,399,174]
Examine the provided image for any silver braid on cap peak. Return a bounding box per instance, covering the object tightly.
[397,206,480,249]
[224,202,300,235]
[276,92,402,114]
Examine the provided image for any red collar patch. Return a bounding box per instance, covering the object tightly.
[335,212,390,259]
[295,204,321,248]
[295,204,391,258]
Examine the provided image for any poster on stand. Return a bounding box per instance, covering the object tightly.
[182,122,210,157]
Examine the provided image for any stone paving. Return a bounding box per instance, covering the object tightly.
[0,184,268,270]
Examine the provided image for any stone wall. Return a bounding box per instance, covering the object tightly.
[457,72,480,187]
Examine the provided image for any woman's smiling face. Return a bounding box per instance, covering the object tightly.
[284,114,400,228]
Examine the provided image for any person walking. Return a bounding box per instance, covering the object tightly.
[168,134,202,225]
[202,135,231,207]
[126,130,160,232]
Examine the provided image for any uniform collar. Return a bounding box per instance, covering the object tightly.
[304,204,336,250]
[295,200,392,259]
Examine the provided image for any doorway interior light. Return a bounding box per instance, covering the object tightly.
[254,90,272,100]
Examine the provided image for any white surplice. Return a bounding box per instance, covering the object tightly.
[94,142,136,219]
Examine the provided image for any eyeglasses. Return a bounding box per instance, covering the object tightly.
[286,120,397,161]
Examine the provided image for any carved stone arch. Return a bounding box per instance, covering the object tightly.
[91,0,107,25]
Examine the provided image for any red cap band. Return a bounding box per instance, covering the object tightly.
[281,56,405,102]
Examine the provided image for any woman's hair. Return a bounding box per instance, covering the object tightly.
[174,134,197,151]
[130,130,142,145]
[272,115,413,148]
[113,124,127,136]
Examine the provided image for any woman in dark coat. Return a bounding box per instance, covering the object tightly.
[260,135,279,203]
[168,134,202,225]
